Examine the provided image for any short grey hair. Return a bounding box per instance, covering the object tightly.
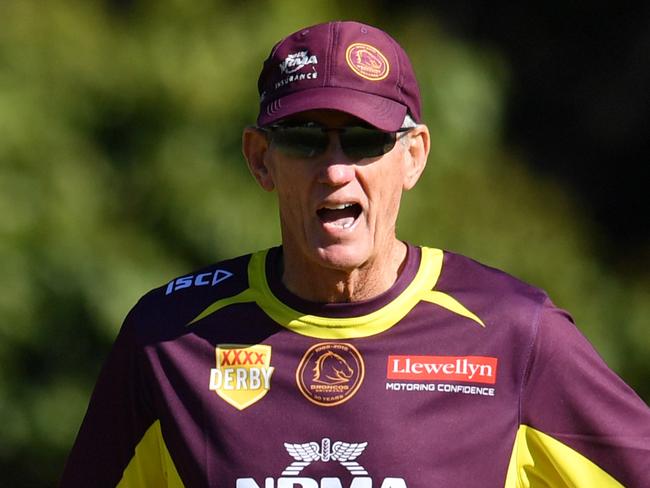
[401,113,418,129]
[399,113,418,147]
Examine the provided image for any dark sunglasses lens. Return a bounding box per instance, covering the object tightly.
[340,127,396,159]
[269,125,400,159]
[271,127,328,158]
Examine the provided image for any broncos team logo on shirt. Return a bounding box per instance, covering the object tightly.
[312,350,355,385]
[296,343,365,407]
[209,344,274,410]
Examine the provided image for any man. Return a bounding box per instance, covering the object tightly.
[61,21,649,487]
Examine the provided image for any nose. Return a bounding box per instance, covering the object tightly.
[317,133,356,186]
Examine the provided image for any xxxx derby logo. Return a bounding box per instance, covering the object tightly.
[296,343,364,407]
[209,344,274,410]
[345,43,390,81]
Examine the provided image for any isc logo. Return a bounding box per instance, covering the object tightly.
[165,269,233,295]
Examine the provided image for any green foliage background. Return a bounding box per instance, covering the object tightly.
[0,1,648,486]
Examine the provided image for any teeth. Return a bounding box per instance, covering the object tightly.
[324,203,354,210]
[331,220,354,229]
[317,203,358,230]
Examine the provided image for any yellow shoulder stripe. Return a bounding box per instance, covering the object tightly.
[188,288,259,326]
[187,247,485,338]
[117,420,184,488]
[505,425,623,487]
[422,290,485,327]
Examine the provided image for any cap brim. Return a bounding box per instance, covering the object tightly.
[258,87,408,132]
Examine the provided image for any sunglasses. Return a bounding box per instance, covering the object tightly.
[260,122,412,160]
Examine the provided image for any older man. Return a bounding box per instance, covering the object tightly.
[61,21,649,488]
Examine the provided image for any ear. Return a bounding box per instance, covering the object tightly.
[242,126,275,191]
[402,124,430,191]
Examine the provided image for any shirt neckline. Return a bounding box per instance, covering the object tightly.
[265,244,422,319]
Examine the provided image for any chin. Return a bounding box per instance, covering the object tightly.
[313,242,371,272]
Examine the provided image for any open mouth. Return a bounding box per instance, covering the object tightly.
[317,203,362,229]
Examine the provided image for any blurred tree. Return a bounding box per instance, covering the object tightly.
[0,1,647,486]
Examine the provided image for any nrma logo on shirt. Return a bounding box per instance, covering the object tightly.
[209,344,274,410]
[236,438,407,488]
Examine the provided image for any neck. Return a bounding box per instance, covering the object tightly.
[280,240,408,303]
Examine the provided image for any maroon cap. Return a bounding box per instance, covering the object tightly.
[257,21,422,131]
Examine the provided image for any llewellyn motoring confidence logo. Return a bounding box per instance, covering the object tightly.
[387,355,497,384]
[296,343,364,406]
[209,344,274,410]
[386,355,498,397]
